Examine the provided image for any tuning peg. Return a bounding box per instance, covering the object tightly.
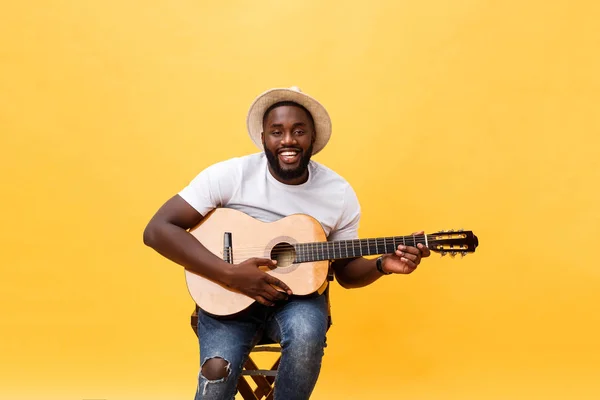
[440,251,447,257]
[450,251,457,258]
[461,251,467,258]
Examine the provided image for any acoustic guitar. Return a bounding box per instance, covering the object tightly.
[184,208,479,316]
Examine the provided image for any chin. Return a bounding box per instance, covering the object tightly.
[279,161,301,172]
[276,166,306,180]
[263,144,313,181]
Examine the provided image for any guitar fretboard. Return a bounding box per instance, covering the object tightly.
[294,235,431,263]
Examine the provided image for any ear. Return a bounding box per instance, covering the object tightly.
[261,132,265,142]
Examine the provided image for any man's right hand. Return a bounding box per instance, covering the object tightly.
[225,257,293,307]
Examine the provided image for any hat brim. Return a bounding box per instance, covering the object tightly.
[246,88,332,155]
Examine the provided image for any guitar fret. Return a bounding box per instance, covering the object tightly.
[303,244,307,263]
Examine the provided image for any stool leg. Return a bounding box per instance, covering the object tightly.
[262,358,279,400]
[265,357,280,385]
[237,376,258,400]
[245,357,275,399]
[265,387,275,400]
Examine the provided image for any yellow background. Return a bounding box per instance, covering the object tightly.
[1,1,599,399]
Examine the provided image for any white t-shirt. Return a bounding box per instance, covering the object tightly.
[178,152,361,241]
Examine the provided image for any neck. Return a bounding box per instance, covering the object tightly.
[267,165,309,185]
[293,234,431,263]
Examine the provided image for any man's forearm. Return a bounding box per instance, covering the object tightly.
[333,256,385,289]
[143,222,233,285]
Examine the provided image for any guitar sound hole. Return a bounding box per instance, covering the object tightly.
[270,242,296,269]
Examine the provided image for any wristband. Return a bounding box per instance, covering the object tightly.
[376,256,391,275]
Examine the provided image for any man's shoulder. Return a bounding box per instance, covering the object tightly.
[204,152,264,172]
[310,160,352,187]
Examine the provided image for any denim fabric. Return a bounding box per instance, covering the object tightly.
[194,293,329,400]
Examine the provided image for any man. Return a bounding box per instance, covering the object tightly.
[143,86,430,399]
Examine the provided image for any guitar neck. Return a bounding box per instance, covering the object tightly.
[294,235,431,263]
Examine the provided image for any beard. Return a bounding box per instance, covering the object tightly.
[263,141,314,182]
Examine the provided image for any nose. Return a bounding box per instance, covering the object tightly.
[281,131,297,146]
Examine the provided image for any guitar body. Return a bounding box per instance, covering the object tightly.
[184,208,330,316]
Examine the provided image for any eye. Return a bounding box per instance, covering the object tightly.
[271,131,281,136]
[294,130,305,135]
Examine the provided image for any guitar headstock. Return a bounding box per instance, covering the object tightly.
[429,230,478,257]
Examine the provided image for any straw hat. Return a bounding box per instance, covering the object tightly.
[246,86,332,155]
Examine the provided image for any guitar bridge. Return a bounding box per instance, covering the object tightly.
[223,232,233,264]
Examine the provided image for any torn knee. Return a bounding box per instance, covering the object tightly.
[201,357,230,381]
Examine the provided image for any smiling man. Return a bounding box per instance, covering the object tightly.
[261,100,315,184]
[143,86,430,399]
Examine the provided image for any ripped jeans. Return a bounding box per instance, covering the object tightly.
[194,292,329,400]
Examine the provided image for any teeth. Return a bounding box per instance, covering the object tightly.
[280,151,298,156]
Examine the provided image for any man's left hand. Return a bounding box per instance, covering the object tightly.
[381,231,431,274]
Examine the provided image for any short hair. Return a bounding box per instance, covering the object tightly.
[262,101,315,129]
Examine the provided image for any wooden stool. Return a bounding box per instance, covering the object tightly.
[189,277,332,399]
[190,307,281,400]
[237,342,281,400]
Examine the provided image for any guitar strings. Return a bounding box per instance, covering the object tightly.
[228,242,472,258]
[229,244,431,257]
[215,234,434,253]
[223,244,457,259]
[221,238,443,255]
